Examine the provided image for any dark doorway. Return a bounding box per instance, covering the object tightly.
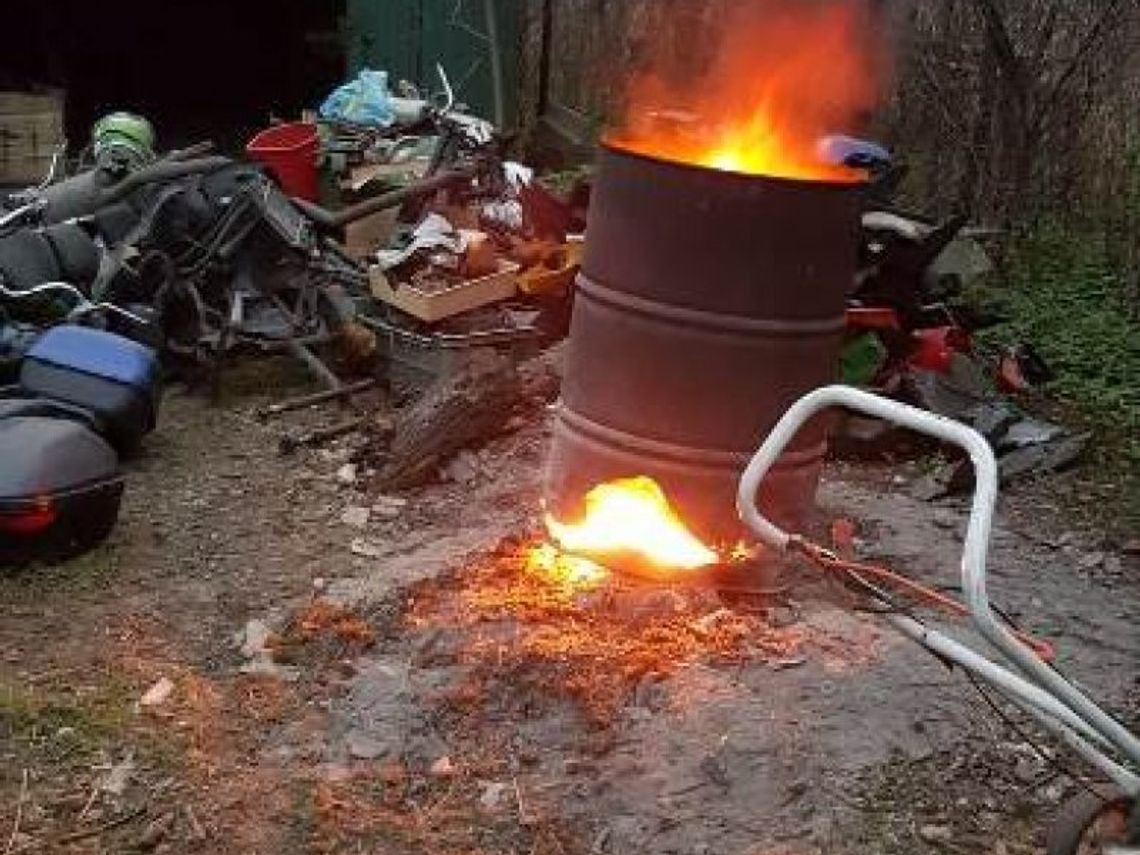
[1,0,345,154]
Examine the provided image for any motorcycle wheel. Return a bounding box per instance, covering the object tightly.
[1046,787,1136,855]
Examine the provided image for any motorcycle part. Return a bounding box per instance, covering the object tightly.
[0,223,99,289]
[0,280,153,338]
[0,321,41,384]
[92,112,157,170]
[38,156,230,223]
[20,326,161,453]
[0,416,123,566]
[0,396,102,433]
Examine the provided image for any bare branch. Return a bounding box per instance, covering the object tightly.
[913,52,972,138]
[970,0,1030,104]
[1031,0,1126,132]
[1030,5,1059,73]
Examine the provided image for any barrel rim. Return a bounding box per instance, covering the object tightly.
[600,138,869,192]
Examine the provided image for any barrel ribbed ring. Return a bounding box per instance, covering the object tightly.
[575,273,847,336]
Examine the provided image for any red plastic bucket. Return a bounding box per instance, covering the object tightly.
[245,122,319,201]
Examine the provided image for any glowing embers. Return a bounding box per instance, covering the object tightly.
[409,541,804,724]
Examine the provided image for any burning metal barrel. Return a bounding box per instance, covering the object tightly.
[545,143,862,544]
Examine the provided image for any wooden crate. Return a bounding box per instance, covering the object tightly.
[0,89,64,185]
[369,260,519,323]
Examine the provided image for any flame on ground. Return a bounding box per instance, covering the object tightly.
[533,476,718,583]
[609,0,882,181]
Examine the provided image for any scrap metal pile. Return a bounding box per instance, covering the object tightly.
[0,77,584,564]
[835,148,1087,494]
[0,67,1080,567]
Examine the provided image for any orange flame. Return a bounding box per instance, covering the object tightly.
[609,0,882,181]
[541,477,718,578]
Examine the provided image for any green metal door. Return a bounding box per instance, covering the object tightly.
[346,0,421,86]
[346,0,521,127]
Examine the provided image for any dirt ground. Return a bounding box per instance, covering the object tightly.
[1,362,1137,854]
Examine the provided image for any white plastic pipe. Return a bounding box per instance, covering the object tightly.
[738,385,1140,771]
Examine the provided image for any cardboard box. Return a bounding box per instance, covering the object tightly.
[369,260,519,323]
[337,160,433,259]
[341,160,428,192]
[343,208,399,260]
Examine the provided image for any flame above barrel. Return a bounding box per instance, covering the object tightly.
[609,0,882,182]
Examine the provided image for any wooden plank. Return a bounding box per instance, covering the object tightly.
[377,344,562,489]
[0,89,64,116]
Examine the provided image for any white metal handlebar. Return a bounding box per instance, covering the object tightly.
[737,385,1140,773]
[738,385,997,555]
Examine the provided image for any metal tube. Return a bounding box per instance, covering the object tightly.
[1010,692,1140,798]
[483,0,506,128]
[886,615,1112,755]
[0,202,43,230]
[36,143,67,189]
[97,156,232,207]
[0,280,86,304]
[258,379,377,420]
[286,340,341,391]
[738,386,1140,767]
[293,167,476,231]
[889,614,1139,795]
[289,196,337,229]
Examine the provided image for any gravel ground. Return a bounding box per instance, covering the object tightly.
[0,368,1135,854]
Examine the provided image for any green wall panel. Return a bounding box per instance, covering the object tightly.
[346,0,520,126]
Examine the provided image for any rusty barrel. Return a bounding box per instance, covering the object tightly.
[545,143,862,544]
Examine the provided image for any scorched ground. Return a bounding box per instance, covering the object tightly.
[0,365,1135,854]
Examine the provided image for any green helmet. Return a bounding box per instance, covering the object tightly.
[92,112,156,168]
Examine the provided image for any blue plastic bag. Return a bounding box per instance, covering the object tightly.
[817,135,891,169]
[319,69,396,127]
